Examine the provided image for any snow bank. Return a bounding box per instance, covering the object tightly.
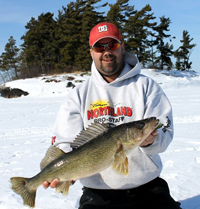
[1,69,200,209]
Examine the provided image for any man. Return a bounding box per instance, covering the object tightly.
[43,22,181,209]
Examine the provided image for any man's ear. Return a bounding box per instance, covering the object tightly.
[90,49,94,60]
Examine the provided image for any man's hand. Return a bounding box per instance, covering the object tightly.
[43,178,59,189]
[140,130,158,147]
[42,178,76,189]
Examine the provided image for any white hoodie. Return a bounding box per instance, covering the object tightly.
[53,52,173,189]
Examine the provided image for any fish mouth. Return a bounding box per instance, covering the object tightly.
[154,119,160,129]
[148,117,159,126]
[141,117,159,127]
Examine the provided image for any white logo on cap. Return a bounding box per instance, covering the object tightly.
[98,25,108,33]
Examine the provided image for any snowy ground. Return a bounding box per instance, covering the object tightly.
[0,69,200,209]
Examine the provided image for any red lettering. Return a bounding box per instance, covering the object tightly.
[127,107,132,116]
[121,107,127,115]
[87,110,93,120]
[112,107,118,117]
[93,109,99,118]
[107,106,111,115]
[117,107,121,116]
[87,106,132,120]
[103,106,108,115]
[99,107,104,116]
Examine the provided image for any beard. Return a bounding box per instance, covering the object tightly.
[98,53,124,76]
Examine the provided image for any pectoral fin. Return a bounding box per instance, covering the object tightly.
[55,181,72,195]
[112,145,129,176]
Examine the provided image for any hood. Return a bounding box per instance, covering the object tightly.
[91,51,141,86]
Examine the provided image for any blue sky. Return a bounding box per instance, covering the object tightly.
[0,0,199,72]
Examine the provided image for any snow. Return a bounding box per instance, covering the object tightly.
[0,69,200,209]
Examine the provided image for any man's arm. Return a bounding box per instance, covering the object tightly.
[141,78,173,154]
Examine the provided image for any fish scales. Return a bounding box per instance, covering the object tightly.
[10,117,160,208]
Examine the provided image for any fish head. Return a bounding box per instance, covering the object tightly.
[123,117,159,146]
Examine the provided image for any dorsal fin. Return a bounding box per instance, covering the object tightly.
[40,146,65,170]
[70,123,111,149]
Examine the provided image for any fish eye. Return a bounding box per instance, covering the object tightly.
[136,122,145,129]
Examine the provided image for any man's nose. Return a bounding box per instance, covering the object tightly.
[103,47,112,54]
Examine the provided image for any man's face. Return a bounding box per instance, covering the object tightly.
[90,38,125,82]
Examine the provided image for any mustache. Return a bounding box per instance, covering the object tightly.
[101,54,116,61]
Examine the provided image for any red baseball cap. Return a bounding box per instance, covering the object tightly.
[89,22,122,47]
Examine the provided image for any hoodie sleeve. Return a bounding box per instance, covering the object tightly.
[52,88,84,153]
[140,78,174,155]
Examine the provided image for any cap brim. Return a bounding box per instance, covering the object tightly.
[91,36,121,47]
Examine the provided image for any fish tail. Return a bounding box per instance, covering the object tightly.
[10,177,36,208]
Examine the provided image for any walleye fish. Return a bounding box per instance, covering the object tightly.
[10,117,159,207]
